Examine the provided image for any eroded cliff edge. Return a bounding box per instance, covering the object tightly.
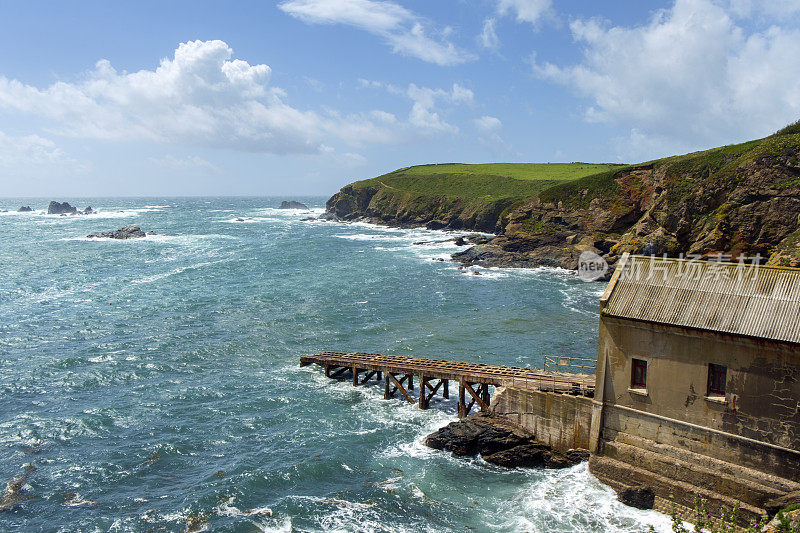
[324,131,800,270]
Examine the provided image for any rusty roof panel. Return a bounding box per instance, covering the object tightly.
[603,255,800,344]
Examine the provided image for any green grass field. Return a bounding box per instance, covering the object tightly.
[353,162,621,200]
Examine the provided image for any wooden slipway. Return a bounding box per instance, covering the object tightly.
[300,351,594,417]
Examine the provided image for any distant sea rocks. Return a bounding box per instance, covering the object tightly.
[424,412,590,469]
[48,201,78,215]
[87,225,153,240]
[46,201,95,215]
[18,206,33,212]
[279,201,308,209]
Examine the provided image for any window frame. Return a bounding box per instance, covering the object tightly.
[631,358,647,390]
[707,363,727,396]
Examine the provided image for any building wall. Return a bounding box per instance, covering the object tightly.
[594,315,800,497]
[492,386,593,453]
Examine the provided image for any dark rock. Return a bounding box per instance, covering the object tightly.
[17,206,33,212]
[466,234,492,245]
[300,217,317,221]
[616,485,655,510]
[454,237,467,246]
[424,412,531,456]
[146,231,157,236]
[565,448,591,463]
[87,225,148,239]
[0,464,35,511]
[235,218,245,222]
[426,220,448,230]
[83,206,94,215]
[47,201,78,215]
[764,490,800,516]
[279,201,308,210]
[482,443,550,467]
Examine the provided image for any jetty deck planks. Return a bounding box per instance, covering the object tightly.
[301,351,594,417]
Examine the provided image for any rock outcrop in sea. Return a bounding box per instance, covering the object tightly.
[17,206,33,212]
[0,464,35,511]
[87,225,152,239]
[279,201,308,209]
[424,412,589,469]
[48,201,78,215]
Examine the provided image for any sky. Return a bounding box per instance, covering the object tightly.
[0,0,799,197]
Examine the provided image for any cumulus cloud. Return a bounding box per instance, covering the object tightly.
[532,0,800,156]
[279,0,475,65]
[0,40,418,155]
[495,0,555,26]
[0,40,331,154]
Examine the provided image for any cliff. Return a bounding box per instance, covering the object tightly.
[325,131,800,269]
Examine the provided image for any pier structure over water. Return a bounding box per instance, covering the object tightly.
[300,351,595,417]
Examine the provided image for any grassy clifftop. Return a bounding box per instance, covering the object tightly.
[326,130,800,268]
[327,162,620,232]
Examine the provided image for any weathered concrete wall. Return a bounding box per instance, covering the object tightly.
[597,317,800,474]
[491,386,592,453]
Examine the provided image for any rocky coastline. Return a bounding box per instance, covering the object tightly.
[87,225,153,240]
[424,412,589,469]
[320,133,800,272]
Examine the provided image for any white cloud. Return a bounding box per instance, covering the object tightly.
[480,18,500,50]
[0,40,416,155]
[532,0,800,157]
[495,0,554,26]
[0,40,330,155]
[473,115,502,131]
[279,0,475,65]
[0,131,86,175]
[148,154,220,173]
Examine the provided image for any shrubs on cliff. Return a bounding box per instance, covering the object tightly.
[776,120,800,136]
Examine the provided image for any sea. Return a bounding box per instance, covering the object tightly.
[0,197,673,532]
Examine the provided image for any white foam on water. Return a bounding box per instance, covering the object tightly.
[488,462,674,532]
[130,258,233,284]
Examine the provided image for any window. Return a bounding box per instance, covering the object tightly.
[708,364,727,396]
[631,359,647,389]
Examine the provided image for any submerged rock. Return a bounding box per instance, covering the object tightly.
[424,412,589,470]
[83,206,94,215]
[17,206,33,212]
[47,201,78,215]
[279,201,308,209]
[63,492,97,507]
[87,225,148,239]
[0,464,35,511]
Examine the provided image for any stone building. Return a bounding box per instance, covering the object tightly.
[588,253,800,521]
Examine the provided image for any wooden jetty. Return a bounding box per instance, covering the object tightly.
[300,351,595,417]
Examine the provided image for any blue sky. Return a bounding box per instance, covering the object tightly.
[1,0,799,197]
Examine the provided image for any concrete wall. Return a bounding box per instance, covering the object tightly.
[598,316,800,466]
[591,315,800,517]
[492,386,593,453]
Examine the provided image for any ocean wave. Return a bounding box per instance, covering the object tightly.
[130,258,235,284]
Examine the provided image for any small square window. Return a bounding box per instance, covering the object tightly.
[631,359,647,389]
[708,364,727,396]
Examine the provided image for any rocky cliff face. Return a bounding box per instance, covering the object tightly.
[325,133,800,270]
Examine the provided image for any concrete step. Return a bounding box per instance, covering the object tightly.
[608,431,800,496]
[589,455,766,527]
[602,439,790,506]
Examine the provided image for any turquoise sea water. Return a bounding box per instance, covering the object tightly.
[0,198,671,532]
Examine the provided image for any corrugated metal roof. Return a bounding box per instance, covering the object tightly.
[602,254,800,344]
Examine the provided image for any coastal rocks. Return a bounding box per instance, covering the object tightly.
[616,485,655,510]
[0,464,35,511]
[83,206,94,215]
[18,206,32,212]
[87,225,149,239]
[424,412,589,469]
[48,201,78,215]
[279,201,308,209]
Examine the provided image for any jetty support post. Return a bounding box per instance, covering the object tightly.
[443,379,449,399]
